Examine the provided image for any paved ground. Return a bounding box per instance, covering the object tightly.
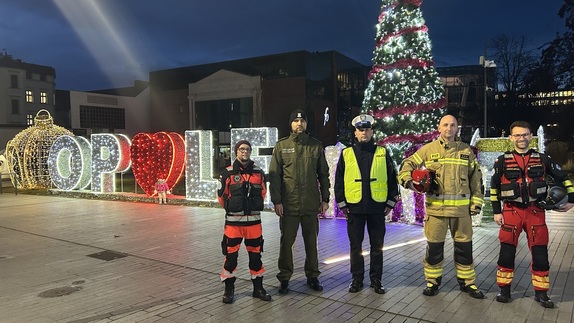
[0,193,573,323]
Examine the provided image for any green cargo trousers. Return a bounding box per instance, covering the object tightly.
[276,214,321,282]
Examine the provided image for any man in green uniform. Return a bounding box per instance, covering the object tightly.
[398,114,485,299]
[269,109,330,294]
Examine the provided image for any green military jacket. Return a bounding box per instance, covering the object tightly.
[269,132,330,216]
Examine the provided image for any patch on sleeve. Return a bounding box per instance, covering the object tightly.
[430,153,440,160]
[460,154,469,160]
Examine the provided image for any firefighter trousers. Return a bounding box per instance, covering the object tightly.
[423,215,476,286]
[496,203,550,291]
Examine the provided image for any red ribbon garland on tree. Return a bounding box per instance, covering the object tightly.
[371,97,446,119]
[378,130,440,146]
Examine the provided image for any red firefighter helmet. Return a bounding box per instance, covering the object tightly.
[411,169,433,192]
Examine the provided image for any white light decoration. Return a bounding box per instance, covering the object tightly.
[48,135,92,190]
[536,126,545,153]
[230,127,278,173]
[324,142,346,218]
[91,134,131,193]
[230,127,278,206]
[400,186,417,223]
[5,109,73,189]
[185,130,218,201]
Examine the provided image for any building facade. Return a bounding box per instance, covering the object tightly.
[0,53,56,150]
[149,50,369,149]
[55,81,150,139]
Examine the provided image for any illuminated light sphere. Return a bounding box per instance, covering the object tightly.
[5,109,73,189]
[48,135,92,190]
[130,132,186,196]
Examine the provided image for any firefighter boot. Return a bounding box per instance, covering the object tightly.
[496,285,511,303]
[534,290,555,308]
[423,276,441,296]
[457,278,485,299]
[222,277,235,304]
[252,277,272,301]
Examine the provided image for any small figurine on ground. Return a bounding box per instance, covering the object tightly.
[154,178,171,204]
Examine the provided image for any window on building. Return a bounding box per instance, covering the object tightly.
[11,99,19,114]
[26,90,34,103]
[10,75,18,88]
[27,114,33,125]
[79,105,126,129]
[40,91,47,104]
[195,97,253,131]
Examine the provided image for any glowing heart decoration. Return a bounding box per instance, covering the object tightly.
[130,132,186,196]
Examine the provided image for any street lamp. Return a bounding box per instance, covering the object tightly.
[480,56,496,137]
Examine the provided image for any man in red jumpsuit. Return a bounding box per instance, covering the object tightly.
[218,140,272,304]
[491,121,574,308]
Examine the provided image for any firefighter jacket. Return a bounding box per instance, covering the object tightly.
[268,132,330,216]
[398,136,484,217]
[334,140,399,214]
[490,149,574,214]
[218,159,266,226]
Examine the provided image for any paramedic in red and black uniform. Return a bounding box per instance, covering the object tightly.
[490,121,574,308]
[218,140,272,304]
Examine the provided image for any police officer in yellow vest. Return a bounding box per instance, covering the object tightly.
[398,114,485,299]
[335,114,399,294]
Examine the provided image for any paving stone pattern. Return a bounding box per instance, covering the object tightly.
[0,194,572,323]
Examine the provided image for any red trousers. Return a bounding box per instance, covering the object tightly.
[497,203,550,290]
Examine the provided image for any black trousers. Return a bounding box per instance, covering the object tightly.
[347,213,386,281]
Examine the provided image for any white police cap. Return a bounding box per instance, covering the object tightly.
[352,114,375,128]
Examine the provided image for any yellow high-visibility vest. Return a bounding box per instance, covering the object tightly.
[343,146,388,203]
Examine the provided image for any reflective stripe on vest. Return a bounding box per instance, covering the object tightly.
[426,194,474,207]
[342,146,388,203]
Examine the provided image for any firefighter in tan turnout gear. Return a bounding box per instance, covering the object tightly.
[398,114,485,299]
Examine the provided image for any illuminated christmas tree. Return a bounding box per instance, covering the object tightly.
[362,0,445,166]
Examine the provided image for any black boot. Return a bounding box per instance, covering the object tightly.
[278,280,290,294]
[252,277,272,301]
[370,279,386,294]
[496,285,511,303]
[348,278,363,293]
[222,277,235,304]
[534,290,555,308]
[457,278,485,299]
[423,276,441,296]
[307,277,323,291]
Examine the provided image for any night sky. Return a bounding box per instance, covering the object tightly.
[1,0,566,91]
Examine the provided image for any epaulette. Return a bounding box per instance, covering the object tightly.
[276,136,289,142]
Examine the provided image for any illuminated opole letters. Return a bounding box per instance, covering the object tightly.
[91,134,131,193]
[230,127,278,205]
[184,128,278,201]
[48,135,92,190]
[185,130,218,201]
